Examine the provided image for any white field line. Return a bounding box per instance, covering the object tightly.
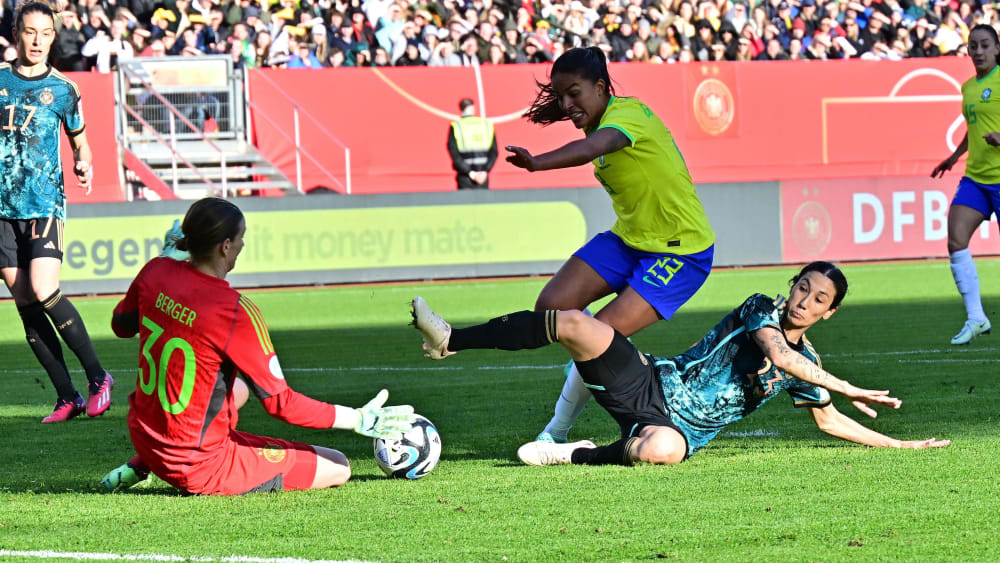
[722,430,780,437]
[0,550,375,563]
[824,346,999,358]
[3,344,996,379]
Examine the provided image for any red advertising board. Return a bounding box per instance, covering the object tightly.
[248,58,974,194]
[61,73,122,204]
[781,176,1000,262]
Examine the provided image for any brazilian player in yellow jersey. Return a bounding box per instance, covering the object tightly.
[505,47,715,445]
[932,24,1000,346]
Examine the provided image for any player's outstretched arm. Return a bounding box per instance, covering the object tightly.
[332,389,416,441]
[809,403,950,449]
[505,128,629,172]
[752,326,901,413]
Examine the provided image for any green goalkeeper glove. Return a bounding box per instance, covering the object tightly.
[161,219,189,261]
[337,389,416,441]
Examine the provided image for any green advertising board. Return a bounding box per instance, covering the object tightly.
[59,202,587,281]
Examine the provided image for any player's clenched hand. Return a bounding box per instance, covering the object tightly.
[897,437,951,449]
[74,160,93,195]
[505,145,538,171]
[353,389,416,440]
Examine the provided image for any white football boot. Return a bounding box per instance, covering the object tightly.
[517,440,596,466]
[951,319,991,345]
[411,297,453,359]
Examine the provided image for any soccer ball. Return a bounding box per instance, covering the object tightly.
[373,414,441,479]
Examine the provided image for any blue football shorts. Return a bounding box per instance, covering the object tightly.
[573,231,714,320]
[953,176,1000,219]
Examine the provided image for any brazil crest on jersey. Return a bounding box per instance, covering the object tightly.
[651,293,831,456]
[962,66,1000,185]
[0,64,85,221]
[587,96,715,256]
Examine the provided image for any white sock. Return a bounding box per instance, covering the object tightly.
[542,362,590,440]
[950,249,988,324]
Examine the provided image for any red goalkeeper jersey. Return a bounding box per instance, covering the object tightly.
[112,258,338,470]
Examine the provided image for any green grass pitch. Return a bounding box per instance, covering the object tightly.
[1,260,999,562]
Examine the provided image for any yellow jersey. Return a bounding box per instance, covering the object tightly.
[588,96,714,255]
[962,65,1000,184]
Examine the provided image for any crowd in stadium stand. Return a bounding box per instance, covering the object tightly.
[0,0,985,69]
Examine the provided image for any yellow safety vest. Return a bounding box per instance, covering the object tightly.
[452,116,494,153]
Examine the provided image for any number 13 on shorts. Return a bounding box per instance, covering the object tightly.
[642,257,684,287]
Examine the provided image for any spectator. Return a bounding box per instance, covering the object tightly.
[253,28,272,67]
[650,39,675,63]
[805,31,831,59]
[82,18,134,72]
[311,23,330,62]
[690,19,714,61]
[757,36,788,59]
[229,23,254,67]
[373,45,391,66]
[9,0,989,71]
[610,19,636,61]
[327,46,346,67]
[348,8,376,48]
[289,41,323,67]
[141,37,167,57]
[395,37,427,65]
[735,35,754,60]
[797,0,818,36]
[458,32,479,65]
[788,36,806,59]
[429,32,461,66]
[726,2,749,32]
[862,11,891,47]
[522,33,553,62]
[391,18,423,63]
[636,18,661,54]
[53,10,87,71]
[484,40,507,64]
[910,19,941,57]
[374,2,404,52]
[331,17,356,54]
[841,17,864,56]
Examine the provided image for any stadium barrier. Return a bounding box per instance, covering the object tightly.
[13,177,999,297]
[6,185,780,296]
[245,57,973,193]
[67,57,976,203]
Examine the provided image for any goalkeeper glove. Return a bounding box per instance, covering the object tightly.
[161,219,189,261]
[335,389,415,441]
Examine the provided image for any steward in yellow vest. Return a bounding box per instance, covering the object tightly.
[447,98,498,190]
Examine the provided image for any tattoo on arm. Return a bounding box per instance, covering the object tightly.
[761,328,830,385]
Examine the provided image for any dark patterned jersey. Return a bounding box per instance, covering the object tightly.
[0,64,85,220]
[653,293,831,456]
[112,258,338,468]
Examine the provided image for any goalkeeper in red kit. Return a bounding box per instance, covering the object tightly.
[101,198,415,495]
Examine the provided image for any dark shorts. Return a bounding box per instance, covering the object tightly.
[575,330,689,456]
[573,231,713,321]
[0,217,64,269]
[953,176,1000,219]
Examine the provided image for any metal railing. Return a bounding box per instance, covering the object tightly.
[247,69,352,194]
[118,59,232,196]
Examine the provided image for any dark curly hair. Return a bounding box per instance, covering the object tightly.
[524,47,615,126]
